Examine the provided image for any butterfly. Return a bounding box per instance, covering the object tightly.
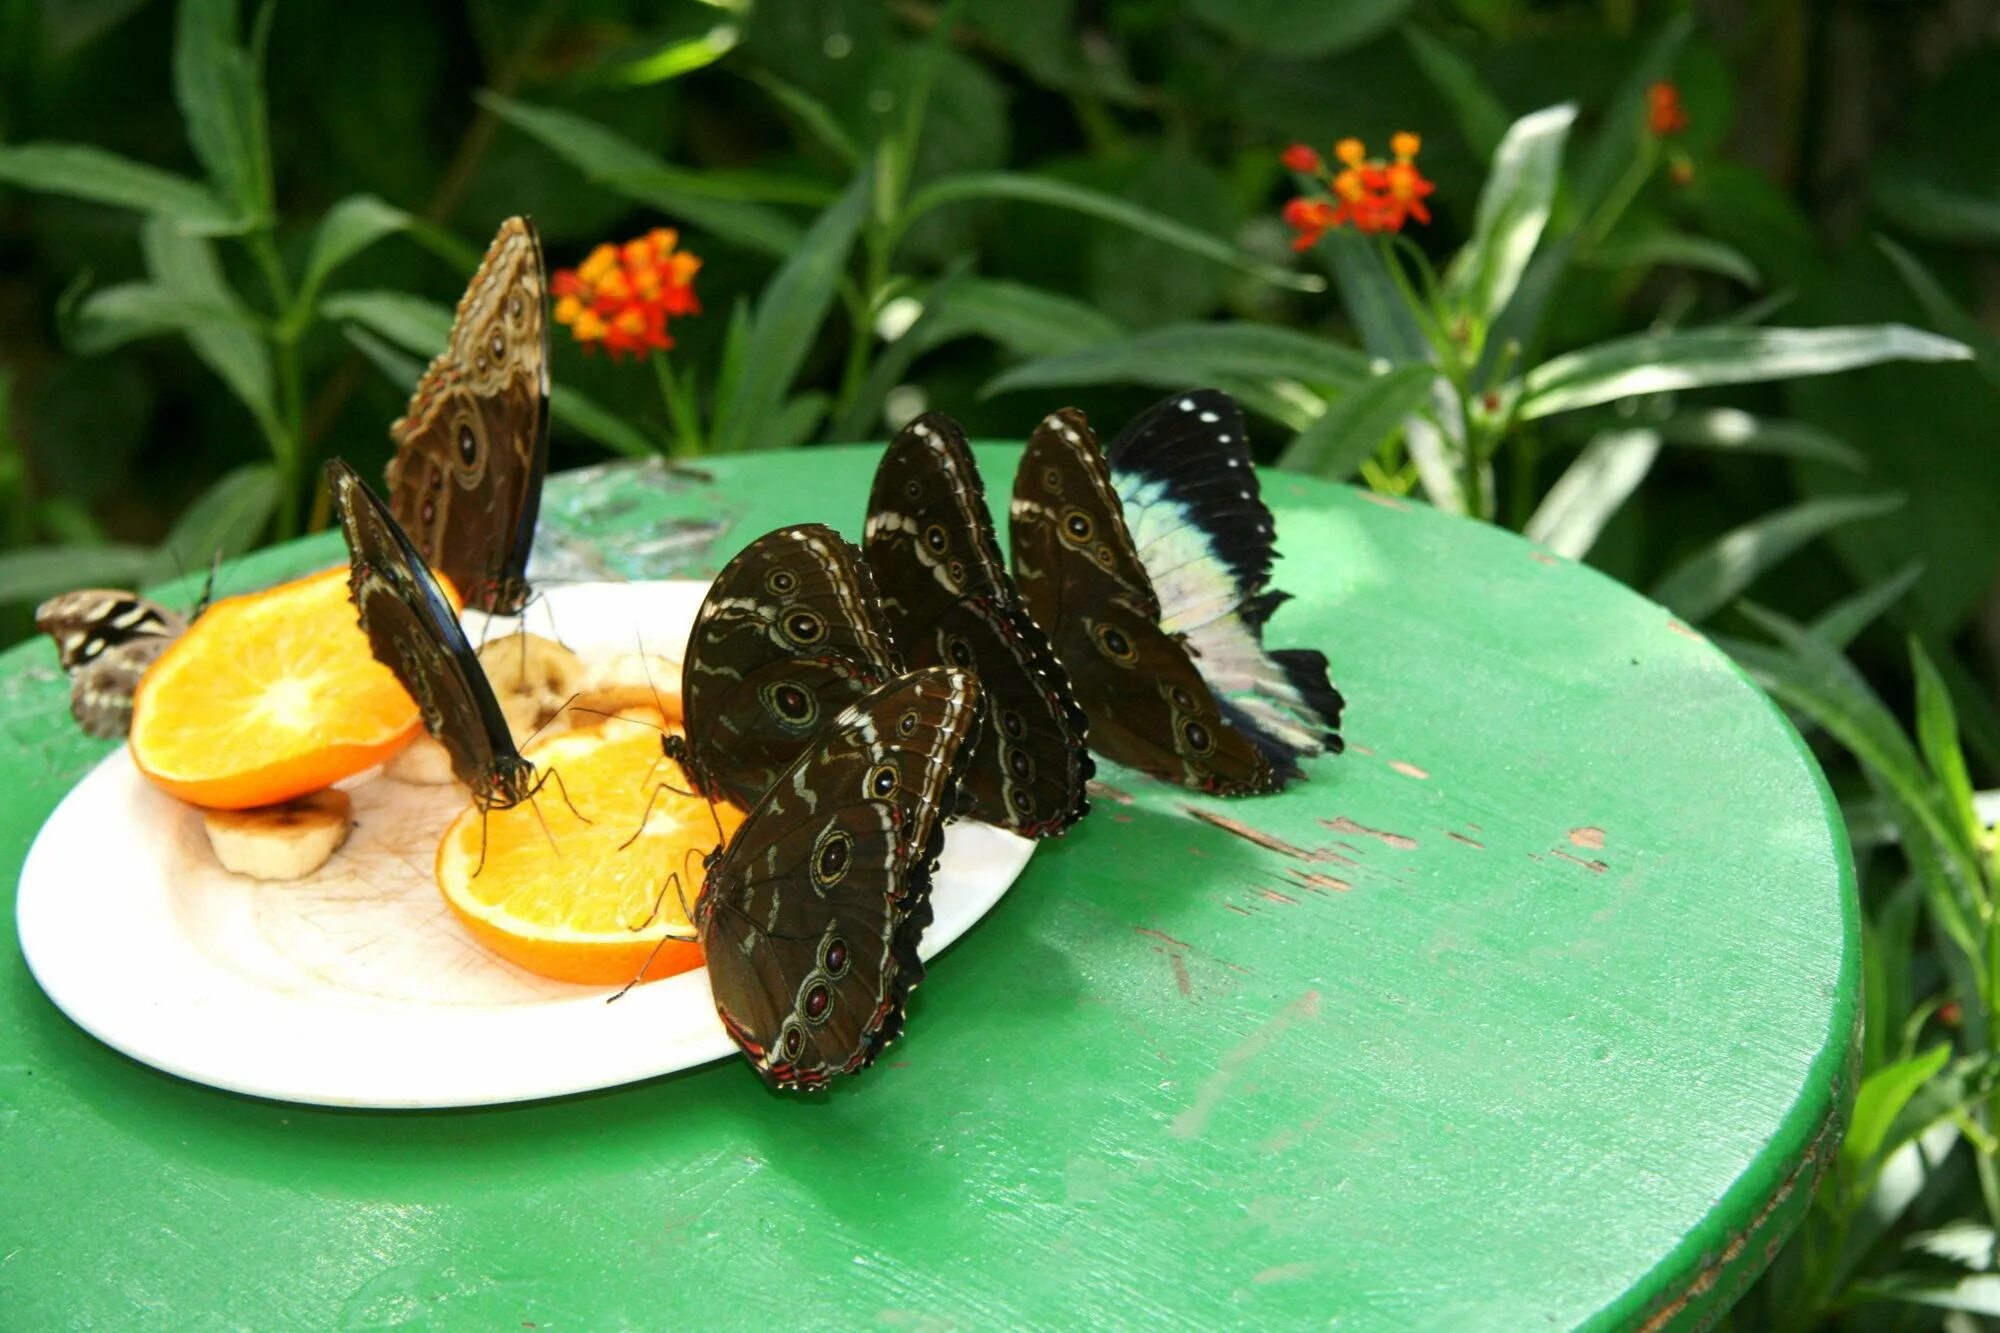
[37,589,191,738]
[328,458,545,818]
[1010,389,1344,795]
[863,413,1091,836]
[385,216,549,617]
[667,524,901,813]
[696,665,982,1090]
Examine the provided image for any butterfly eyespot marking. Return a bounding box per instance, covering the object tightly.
[924,524,949,554]
[1061,510,1093,544]
[803,982,832,1024]
[765,568,798,596]
[456,424,478,467]
[1094,623,1135,663]
[780,1022,806,1060]
[1042,467,1061,491]
[1169,686,1195,710]
[763,681,817,729]
[784,610,826,644]
[420,499,436,526]
[489,333,505,361]
[811,828,853,888]
[1000,709,1025,740]
[820,935,850,977]
[945,636,974,669]
[508,295,523,320]
[1009,787,1035,815]
[946,559,965,585]
[1006,746,1033,780]
[1181,719,1214,755]
[1093,545,1117,570]
[428,469,443,492]
[866,762,898,798]
[904,479,921,501]
[897,710,919,736]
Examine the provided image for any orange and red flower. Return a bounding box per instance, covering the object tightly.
[552,228,701,359]
[1648,82,1688,137]
[1281,132,1435,247]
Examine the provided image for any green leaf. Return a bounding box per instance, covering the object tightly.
[477,94,803,258]
[1876,236,2000,393]
[745,70,862,168]
[1843,1043,1952,1175]
[1519,324,1972,420]
[600,20,742,86]
[1277,365,1436,479]
[603,168,839,209]
[1400,25,1507,161]
[340,325,425,390]
[144,462,278,584]
[1316,231,1431,364]
[1651,492,1904,622]
[904,171,1323,293]
[552,386,657,460]
[710,171,870,454]
[1571,14,1693,217]
[140,218,278,444]
[1579,231,1761,288]
[1868,173,2000,247]
[768,393,830,450]
[0,543,153,605]
[1652,409,1866,470]
[1522,428,1662,559]
[1910,639,1978,848]
[1445,103,1576,330]
[1186,0,1413,57]
[173,0,270,224]
[66,282,263,355]
[986,322,1368,399]
[297,194,410,313]
[1854,1274,2000,1317]
[323,290,451,357]
[0,143,240,233]
[1810,562,1924,649]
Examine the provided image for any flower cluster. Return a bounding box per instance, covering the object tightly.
[552,228,701,359]
[1647,82,1688,137]
[1281,133,1436,247]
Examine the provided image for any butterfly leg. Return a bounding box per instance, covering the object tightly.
[541,764,592,826]
[605,872,696,1004]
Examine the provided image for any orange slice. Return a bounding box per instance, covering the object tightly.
[436,712,746,986]
[130,566,435,810]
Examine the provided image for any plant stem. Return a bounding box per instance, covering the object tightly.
[248,231,307,539]
[653,356,703,456]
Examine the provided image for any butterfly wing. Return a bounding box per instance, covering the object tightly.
[1012,408,1282,794]
[36,590,188,737]
[329,459,532,805]
[863,413,1091,836]
[698,667,982,1090]
[385,217,550,617]
[679,524,901,812]
[1104,390,1343,771]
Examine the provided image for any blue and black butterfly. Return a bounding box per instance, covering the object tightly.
[1009,389,1344,795]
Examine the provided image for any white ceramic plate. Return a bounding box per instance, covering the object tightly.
[16,579,1034,1109]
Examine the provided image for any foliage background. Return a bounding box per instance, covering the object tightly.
[3,0,2000,1324]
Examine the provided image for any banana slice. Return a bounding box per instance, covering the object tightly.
[384,734,457,786]
[500,693,543,747]
[571,651,682,722]
[477,632,586,718]
[203,789,354,881]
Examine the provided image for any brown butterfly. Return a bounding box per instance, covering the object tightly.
[863,413,1090,836]
[1011,390,1343,795]
[36,590,188,738]
[385,216,549,616]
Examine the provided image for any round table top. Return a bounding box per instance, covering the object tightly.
[0,446,1855,1329]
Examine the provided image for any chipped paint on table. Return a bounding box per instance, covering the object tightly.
[0,447,1856,1329]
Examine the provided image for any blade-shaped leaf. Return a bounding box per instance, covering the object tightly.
[1571,14,1693,216]
[1186,0,1413,57]
[144,461,278,583]
[1842,1043,1952,1174]
[340,325,426,389]
[0,543,154,604]
[746,70,862,168]
[1522,428,1661,558]
[323,290,451,357]
[1401,25,1507,160]
[477,94,803,258]
[904,171,1323,293]
[1654,408,1865,470]
[174,0,269,224]
[141,218,278,443]
[297,194,410,312]
[1810,562,1924,649]
[1445,103,1576,328]
[1651,492,1903,622]
[1876,236,2000,394]
[1853,1274,2000,1317]
[1519,324,1972,420]
[1278,365,1436,479]
[1579,231,1761,287]
[0,143,240,233]
[710,171,869,453]
[67,282,263,355]
[986,322,1369,400]
[1404,377,1468,513]
[553,388,658,459]
[1318,230,1430,363]
[1910,639,1978,848]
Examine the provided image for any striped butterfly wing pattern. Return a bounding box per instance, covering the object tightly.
[329,459,536,810]
[674,524,902,813]
[36,591,188,738]
[697,667,982,1090]
[863,413,1090,836]
[385,216,550,617]
[1011,392,1344,794]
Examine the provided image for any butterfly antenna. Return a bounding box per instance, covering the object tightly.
[518,692,580,749]
[196,549,222,616]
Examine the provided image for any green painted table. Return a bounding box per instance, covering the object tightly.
[0,447,1855,1329]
